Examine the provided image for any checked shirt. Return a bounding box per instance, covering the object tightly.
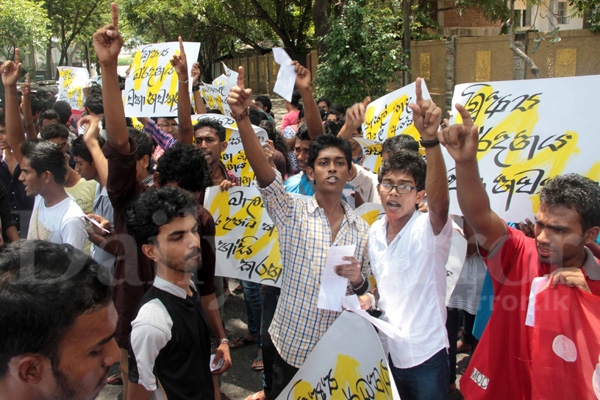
[259,173,371,368]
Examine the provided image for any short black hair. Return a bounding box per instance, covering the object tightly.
[382,134,420,154]
[324,120,340,136]
[378,149,426,191]
[194,118,226,143]
[52,101,72,125]
[308,134,352,171]
[330,103,345,115]
[126,186,198,249]
[30,96,50,115]
[21,139,67,185]
[295,123,311,142]
[84,93,104,115]
[255,95,272,113]
[40,123,70,141]
[249,108,261,126]
[317,97,331,107]
[0,240,112,377]
[539,174,600,232]
[39,109,60,123]
[156,143,213,192]
[0,112,4,127]
[128,128,154,172]
[71,135,106,164]
[290,90,302,109]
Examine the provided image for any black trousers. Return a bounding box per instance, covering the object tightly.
[270,347,299,399]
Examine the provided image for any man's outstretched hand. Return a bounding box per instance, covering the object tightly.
[1,49,21,87]
[92,2,123,66]
[227,67,253,115]
[170,37,188,82]
[439,104,479,164]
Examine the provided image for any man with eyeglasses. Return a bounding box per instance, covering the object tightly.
[359,78,453,400]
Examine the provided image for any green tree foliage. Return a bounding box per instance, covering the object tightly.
[121,0,238,82]
[313,0,408,106]
[0,0,50,60]
[570,0,600,32]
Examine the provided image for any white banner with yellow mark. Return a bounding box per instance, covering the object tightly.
[446,75,600,222]
[362,81,431,143]
[124,41,200,117]
[205,185,282,287]
[57,67,89,111]
[276,311,400,400]
[354,138,384,174]
[191,114,268,186]
[199,82,233,115]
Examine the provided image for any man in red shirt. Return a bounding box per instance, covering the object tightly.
[441,104,600,399]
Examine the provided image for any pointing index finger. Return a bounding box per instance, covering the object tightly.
[415,77,422,104]
[178,36,185,54]
[15,48,20,66]
[111,2,118,28]
[237,66,244,89]
[455,103,474,126]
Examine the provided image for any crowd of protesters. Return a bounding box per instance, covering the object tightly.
[1,3,600,400]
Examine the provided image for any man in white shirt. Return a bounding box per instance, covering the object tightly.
[361,79,453,399]
[21,140,86,250]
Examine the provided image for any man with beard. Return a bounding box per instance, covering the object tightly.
[125,187,214,400]
[0,240,120,400]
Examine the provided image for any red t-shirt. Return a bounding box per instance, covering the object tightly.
[460,223,600,399]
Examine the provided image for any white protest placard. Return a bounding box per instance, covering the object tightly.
[57,67,89,111]
[124,41,200,117]
[445,228,468,305]
[272,47,296,102]
[277,311,400,400]
[362,81,431,142]
[191,114,268,186]
[205,186,282,287]
[212,62,238,86]
[445,75,600,222]
[354,202,385,226]
[354,138,384,174]
[200,82,233,115]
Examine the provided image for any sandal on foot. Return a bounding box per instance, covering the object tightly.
[230,335,256,349]
[107,373,123,385]
[251,353,264,371]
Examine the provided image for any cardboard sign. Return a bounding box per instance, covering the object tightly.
[446,75,600,222]
[277,311,400,400]
[57,67,89,111]
[362,81,431,142]
[205,186,282,287]
[124,41,200,117]
[199,83,233,115]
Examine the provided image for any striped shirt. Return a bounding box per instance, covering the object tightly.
[259,173,370,367]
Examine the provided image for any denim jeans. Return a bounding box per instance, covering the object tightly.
[389,348,449,400]
[241,280,263,346]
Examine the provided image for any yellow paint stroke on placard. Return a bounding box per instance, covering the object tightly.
[364,94,412,141]
[129,47,178,109]
[208,190,281,282]
[289,355,393,400]
[359,210,382,227]
[58,69,75,89]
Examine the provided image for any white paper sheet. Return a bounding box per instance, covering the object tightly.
[317,245,355,312]
[341,295,405,342]
[272,47,296,102]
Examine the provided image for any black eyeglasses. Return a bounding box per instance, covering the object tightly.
[378,183,416,194]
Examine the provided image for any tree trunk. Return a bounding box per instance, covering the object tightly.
[45,41,53,80]
[312,0,331,55]
[403,0,412,85]
[85,42,91,75]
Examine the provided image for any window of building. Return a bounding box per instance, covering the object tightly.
[557,1,569,25]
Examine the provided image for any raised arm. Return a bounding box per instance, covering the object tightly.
[93,2,129,154]
[338,97,370,141]
[409,78,448,235]
[1,49,25,163]
[227,67,275,187]
[440,104,505,251]
[171,37,193,145]
[293,61,324,139]
[20,73,37,140]
[79,114,108,187]
[191,62,206,115]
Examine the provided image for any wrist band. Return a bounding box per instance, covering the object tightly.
[351,275,366,290]
[219,338,230,345]
[232,108,249,122]
[420,137,440,148]
[179,79,189,84]
[192,84,200,92]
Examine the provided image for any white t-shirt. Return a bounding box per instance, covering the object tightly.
[27,195,87,250]
[369,211,452,368]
